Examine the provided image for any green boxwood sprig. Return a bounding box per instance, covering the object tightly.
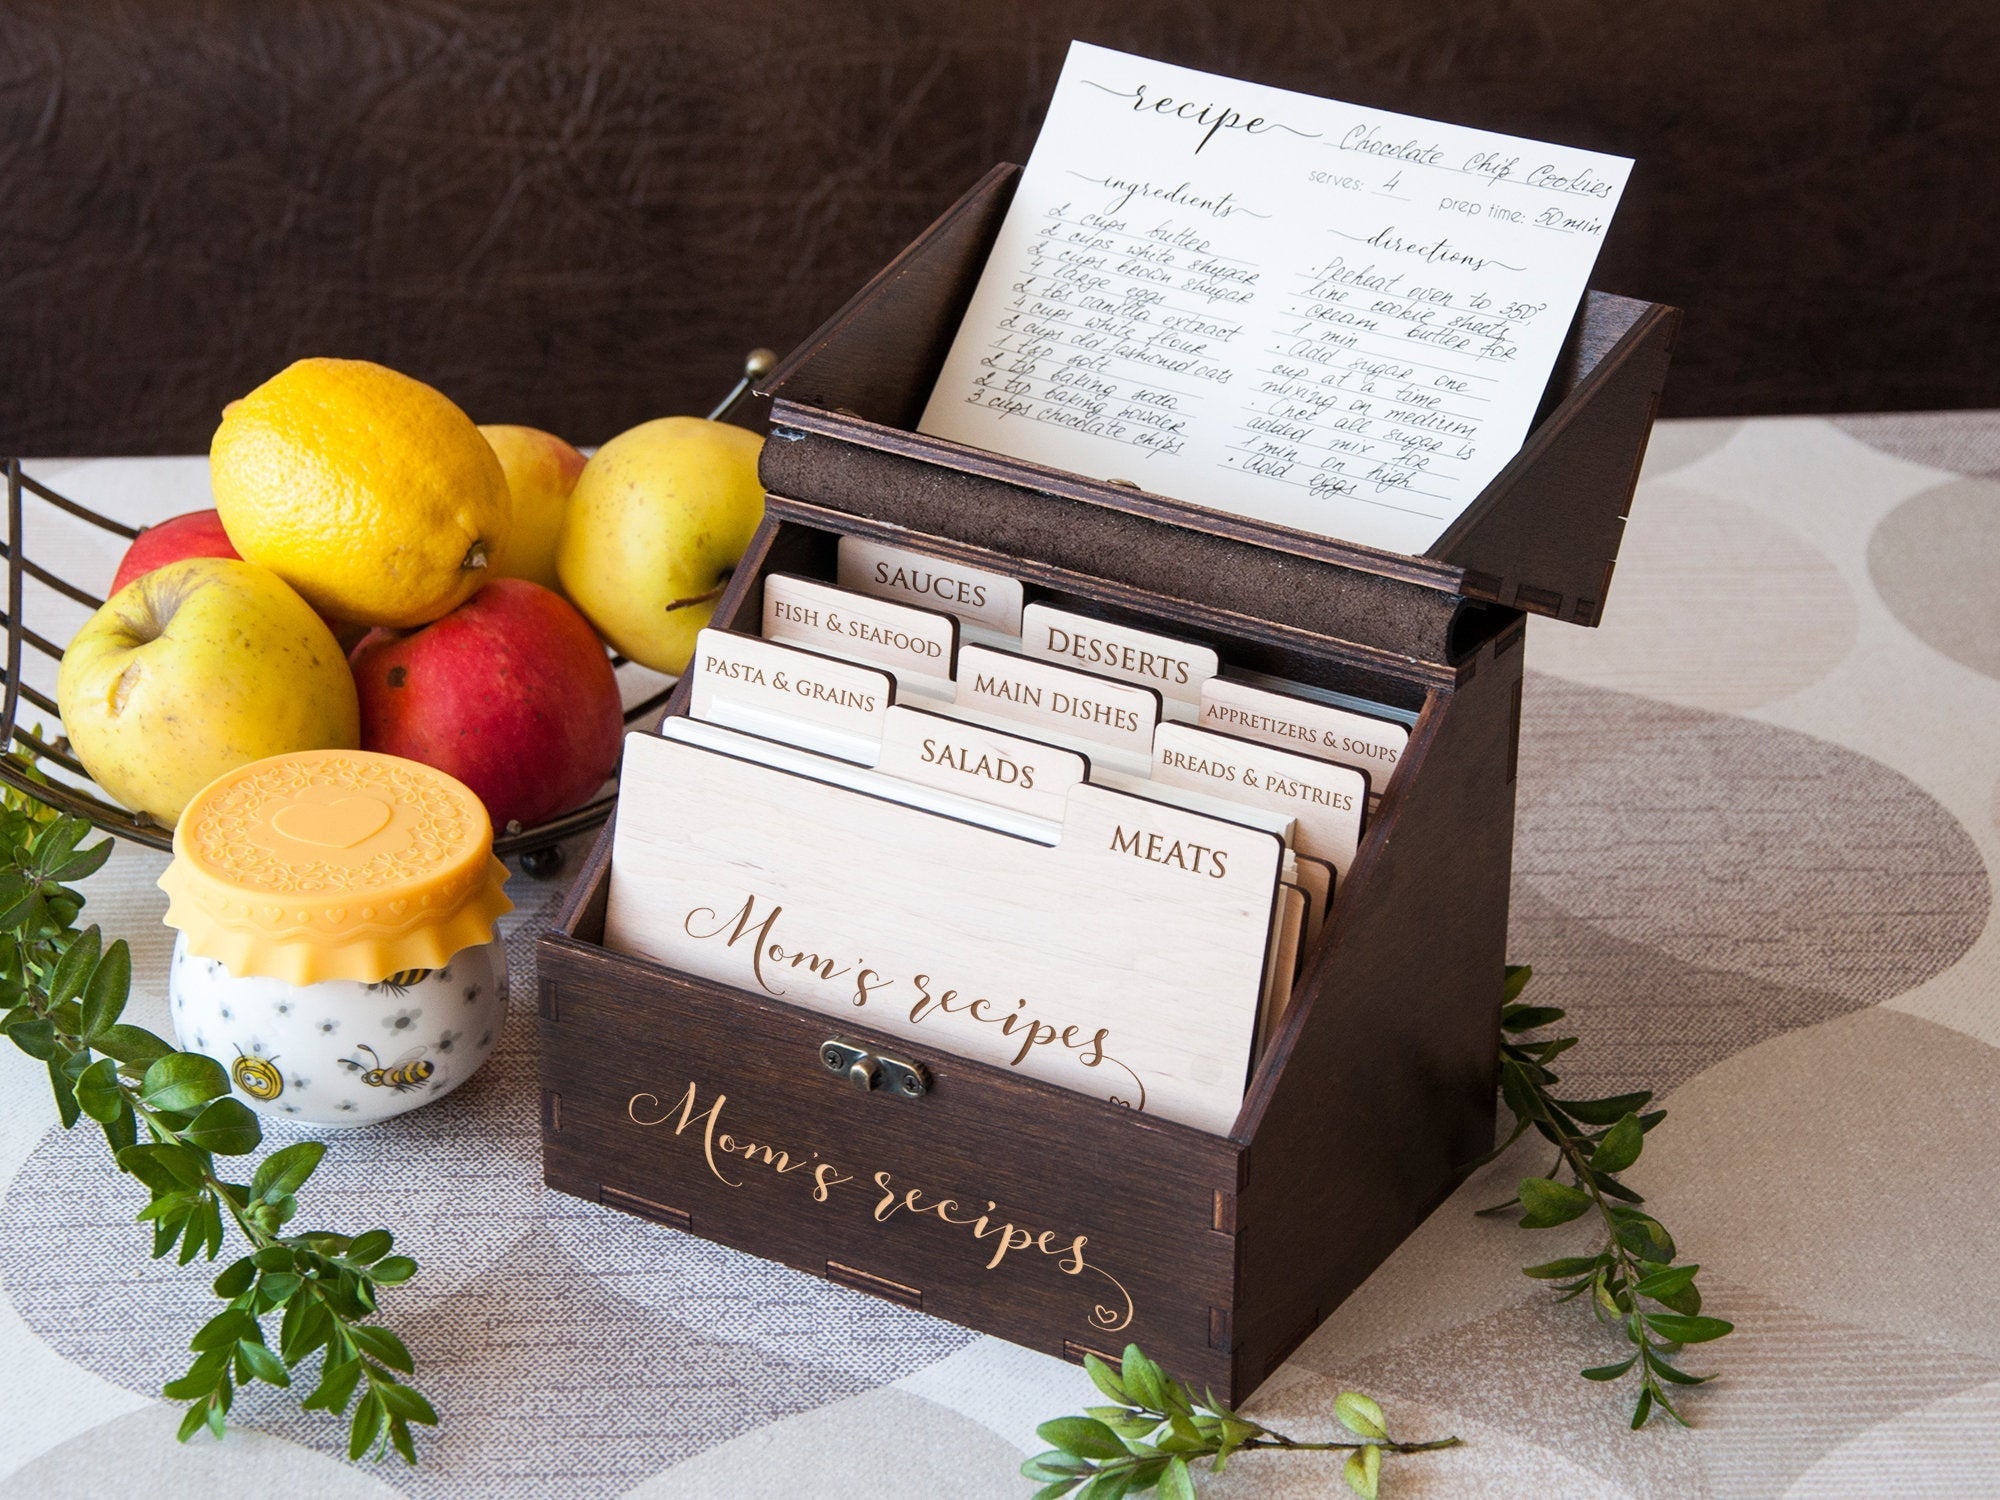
[1475,965,1733,1427]
[0,803,437,1463]
[1024,1344,1458,1498]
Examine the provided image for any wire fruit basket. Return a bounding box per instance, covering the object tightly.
[0,352,774,878]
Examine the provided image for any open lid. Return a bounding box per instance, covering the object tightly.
[757,164,1678,657]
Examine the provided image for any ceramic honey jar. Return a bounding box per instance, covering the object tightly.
[158,749,513,1125]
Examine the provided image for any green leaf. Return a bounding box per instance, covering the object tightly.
[1343,1442,1382,1499]
[369,1255,417,1285]
[183,1097,261,1156]
[73,1056,124,1123]
[213,1258,256,1299]
[388,1414,418,1466]
[1502,964,1533,1002]
[1590,1113,1645,1174]
[93,1023,174,1066]
[1084,1352,1130,1405]
[1029,1483,1083,1500]
[1021,1452,1092,1483]
[251,1141,325,1203]
[1581,1356,1637,1381]
[237,1339,291,1387]
[1123,1344,1167,1412]
[303,1355,363,1414]
[48,1057,80,1128]
[1631,1386,1654,1429]
[256,1272,304,1311]
[175,1400,212,1444]
[1037,1417,1129,1461]
[348,1389,386,1462]
[1516,1176,1593,1228]
[1158,1456,1197,1500]
[375,1378,438,1425]
[163,1369,222,1401]
[1555,1091,1654,1126]
[1646,1313,1734,1345]
[140,1052,230,1113]
[1500,1004,1566,1032]
[79,939,129,1037]
[191,1309,256,1352]
[46,924,99,1007]
[100,1096,137,1156]
[1614,1215,1676,1264]
[1634,1264,1700,1300]
[51,838,113,883]
[1523,1254,1604,1281]
[349,1324,414,1374]
[280,1294,333,1364]
[1334,1391,1386,1441]
[345,1230,393,1264]
[8,1016,58,1060]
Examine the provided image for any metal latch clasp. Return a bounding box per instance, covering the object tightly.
[820,1039,929,1099]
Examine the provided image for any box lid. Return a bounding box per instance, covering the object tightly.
[757,164,1678,657]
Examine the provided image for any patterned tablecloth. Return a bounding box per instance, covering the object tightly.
[3,412,1998,1499]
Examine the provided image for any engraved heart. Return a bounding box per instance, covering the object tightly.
[271,797,393,850]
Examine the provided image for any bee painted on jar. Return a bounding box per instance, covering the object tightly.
[368,969,433,996]
[340,1044,434,1092]
[231,1050,284,1102]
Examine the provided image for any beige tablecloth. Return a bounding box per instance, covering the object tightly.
[2,413,1998,1497]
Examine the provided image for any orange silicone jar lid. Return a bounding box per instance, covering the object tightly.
[159,749,512,984]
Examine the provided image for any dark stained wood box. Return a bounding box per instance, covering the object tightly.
[538,164,1679,1402]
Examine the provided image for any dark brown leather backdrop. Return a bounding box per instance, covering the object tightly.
[2,1,1994,454]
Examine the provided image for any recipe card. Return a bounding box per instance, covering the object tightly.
[918,42,1631,556]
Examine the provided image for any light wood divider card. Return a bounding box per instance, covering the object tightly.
[607,732,1283,1134]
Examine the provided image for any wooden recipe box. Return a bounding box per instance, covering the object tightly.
[538,164,1679,1402]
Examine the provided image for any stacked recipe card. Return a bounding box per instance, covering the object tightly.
[607,540,1417,1137]
[918,42,1631,556]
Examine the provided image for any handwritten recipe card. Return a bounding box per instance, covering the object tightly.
[918,43,1632,556]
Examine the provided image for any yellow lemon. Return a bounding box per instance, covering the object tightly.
[211,359,511,628]
[557,417,765,673]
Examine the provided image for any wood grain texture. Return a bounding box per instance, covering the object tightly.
[543,852,1241,1395]
[541,510,1533,1401]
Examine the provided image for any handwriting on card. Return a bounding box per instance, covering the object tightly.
[919,42,1631,555]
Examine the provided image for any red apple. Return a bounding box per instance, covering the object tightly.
[110,509,240,595]
[350,579,623,829]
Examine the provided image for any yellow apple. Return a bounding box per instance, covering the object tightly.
[57,558,360,825]
[480,423,586,592]
[556,416,765,673]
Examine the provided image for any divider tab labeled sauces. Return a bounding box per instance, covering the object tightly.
[1199,677,1409,793]
[1020,603,1218,712]
[837,537,1025,636]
